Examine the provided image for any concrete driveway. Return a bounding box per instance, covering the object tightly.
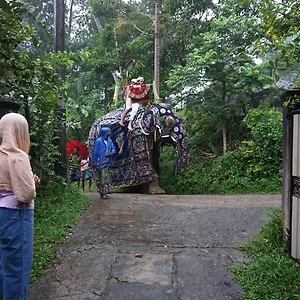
[29,193,280,300]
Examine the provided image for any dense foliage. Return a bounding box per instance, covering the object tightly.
[159,107,282,194]
[0,0,72,183]
[2,0,298,189]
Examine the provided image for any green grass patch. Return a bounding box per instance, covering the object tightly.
[232,209,300,300]
[32,184,91,281]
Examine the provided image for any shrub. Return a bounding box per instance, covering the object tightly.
[243,108,283,179]
[159,108,282,194]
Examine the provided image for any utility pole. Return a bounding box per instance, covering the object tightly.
[54,0,67,178]
[154,3,160,100]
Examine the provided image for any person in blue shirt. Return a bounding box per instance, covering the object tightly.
[92,127,116,199]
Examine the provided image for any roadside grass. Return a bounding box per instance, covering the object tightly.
[159,147,282,195]
[232,209,300,300]
[32,184,91,282]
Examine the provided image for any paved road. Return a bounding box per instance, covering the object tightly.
[29,194,281,300]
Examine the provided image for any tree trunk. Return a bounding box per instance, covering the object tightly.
[222,122,227,154]
[23,96,30,129]
[112,71,120,101]
[154,3,160,99]
[221,79,227,154]
[68,0,75,41]
[54,0,67,178]
[92,14,102,33]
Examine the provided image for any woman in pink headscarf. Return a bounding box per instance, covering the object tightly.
[0,113,40,300]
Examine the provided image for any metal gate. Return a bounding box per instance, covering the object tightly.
[282,89,300,259]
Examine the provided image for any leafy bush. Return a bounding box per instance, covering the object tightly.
[232,210,300,300]
[159,108,282,194]
[243,108,283,179]
[159,146,209,194]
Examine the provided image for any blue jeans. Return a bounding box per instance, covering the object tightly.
[0,208,34,300]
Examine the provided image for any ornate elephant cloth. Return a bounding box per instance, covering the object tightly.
[88,103,188,188]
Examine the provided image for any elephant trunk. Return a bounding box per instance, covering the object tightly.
[175,141,189,174]
[171,122,189,174]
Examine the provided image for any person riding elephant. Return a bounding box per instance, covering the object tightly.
[119,77,151,131]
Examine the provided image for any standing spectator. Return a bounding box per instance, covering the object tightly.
[92,127,116,199]
[0,113,40,300]
[68,147,81,187]
[80,157,92,192]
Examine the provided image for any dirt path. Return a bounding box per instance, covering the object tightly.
[29,193,280,300]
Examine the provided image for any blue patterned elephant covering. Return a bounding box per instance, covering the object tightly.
[88,103,189,188]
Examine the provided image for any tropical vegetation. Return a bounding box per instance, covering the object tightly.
[1,0,300,292]
[2,0,298,193]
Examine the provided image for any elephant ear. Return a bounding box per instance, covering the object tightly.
[140,109,155,135]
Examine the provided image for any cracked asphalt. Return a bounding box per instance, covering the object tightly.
[29,193,280,300]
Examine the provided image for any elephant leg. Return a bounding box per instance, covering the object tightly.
[152,140,160,175]
[147,179,165,195]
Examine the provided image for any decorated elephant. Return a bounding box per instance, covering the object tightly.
[88,103,189,194]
